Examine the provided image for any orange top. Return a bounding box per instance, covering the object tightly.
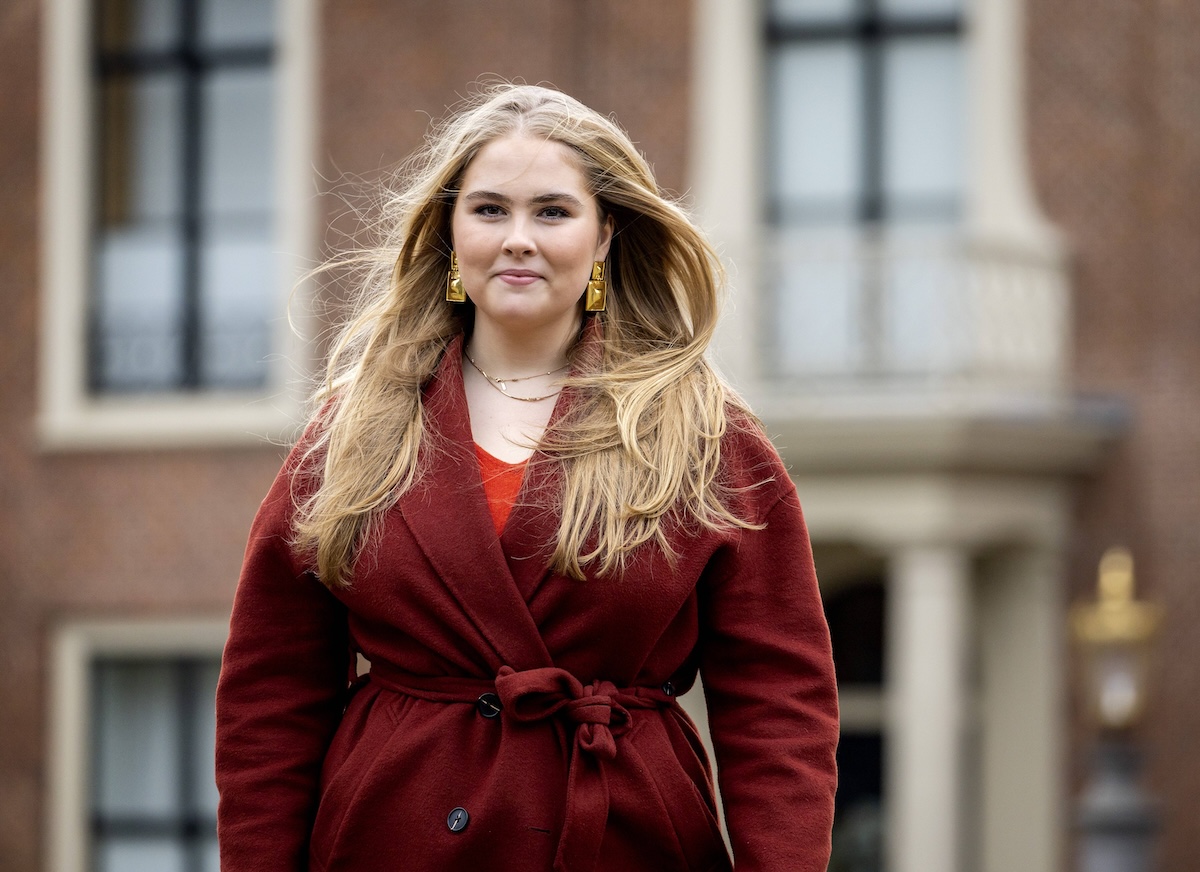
[474,444,528,535]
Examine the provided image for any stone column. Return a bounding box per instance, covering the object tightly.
[886,545,972,872]
[977,548,1064,872]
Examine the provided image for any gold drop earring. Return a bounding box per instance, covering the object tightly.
[584,261,607,312]
[446,251,466,303]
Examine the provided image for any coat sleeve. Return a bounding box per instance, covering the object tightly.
[698,471,839,871]
[215,446,350,871]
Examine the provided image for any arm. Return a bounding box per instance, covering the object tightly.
[215,453,350,871]
[699,484,839,871]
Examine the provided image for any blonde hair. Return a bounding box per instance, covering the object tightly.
[294,82,761,587]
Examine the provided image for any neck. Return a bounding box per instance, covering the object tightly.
[467,317,578,376]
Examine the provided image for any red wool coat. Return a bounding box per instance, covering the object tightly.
[215,337,838,872]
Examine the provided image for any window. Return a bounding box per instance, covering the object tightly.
[91,658,220,872]
[46,619,227,872]
[40,0,315,448]
[763,0,968,378]
[766,0,966,227]
[92,0,277,393]
[824,576,886,872]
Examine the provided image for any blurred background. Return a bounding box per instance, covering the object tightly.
[2,1,1198,870]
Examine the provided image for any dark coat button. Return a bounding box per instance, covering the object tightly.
[476,692,502,719]
[661,681,676,697]
[447,807,469,832]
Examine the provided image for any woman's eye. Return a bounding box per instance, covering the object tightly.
[540,206,571,219]
[474,204,504,217]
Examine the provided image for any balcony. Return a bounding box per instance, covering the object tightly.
[765,227,1069,391]
[754,227,1120,473]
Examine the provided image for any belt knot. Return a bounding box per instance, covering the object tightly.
[495,666,631,758]
[567,684,629,760]
[492,665,669,872]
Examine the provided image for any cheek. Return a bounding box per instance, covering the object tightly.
[549,227,606,266]
[450,211,470,251]
[450,222,489,265]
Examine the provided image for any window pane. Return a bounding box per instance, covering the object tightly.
[771,44,862,222]
[880,0,964,17]
[199,225,273,388]
[770,0,857,24]
[199,0,275,48]
[197,53,275,391]
[773,229,864,374]
[829,734,884,872]
[100,73,183,224]
[98,0,181,53]
[201,68,275,218]
[200,837,220,872]
[96,839,187,872]
[825,582,886,685]
[882,38,964,220]
[190,663,221,815]
[93,663,181,818]
[94,227,185,390]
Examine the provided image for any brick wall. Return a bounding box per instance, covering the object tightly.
[316,0,692,251]
[1028,0,1200,867]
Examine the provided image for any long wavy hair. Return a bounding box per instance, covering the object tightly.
[293,83,762,588]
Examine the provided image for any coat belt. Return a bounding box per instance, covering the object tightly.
[367,663,676,872]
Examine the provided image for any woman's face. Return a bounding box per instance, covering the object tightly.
[451,133,613,346]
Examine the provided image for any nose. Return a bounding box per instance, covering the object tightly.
[502,215,537,256]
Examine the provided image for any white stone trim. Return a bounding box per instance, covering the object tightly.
[38,0,319,451]
[690,0,765,395]
[964,0,1063,249]
[794,473,1071,552]
[44,616,229,872]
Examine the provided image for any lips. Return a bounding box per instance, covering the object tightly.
[496,269,542,285]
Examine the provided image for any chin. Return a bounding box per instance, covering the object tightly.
[479,307,580,336]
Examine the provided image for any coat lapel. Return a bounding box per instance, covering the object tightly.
[397,336,552,671]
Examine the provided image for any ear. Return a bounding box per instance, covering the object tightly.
[594,213,615,262]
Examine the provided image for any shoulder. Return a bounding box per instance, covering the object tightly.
[284,402,335,485]
[253,401,336,530]
[717,403,795,524]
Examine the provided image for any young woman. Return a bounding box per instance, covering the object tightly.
[216,83,838,872]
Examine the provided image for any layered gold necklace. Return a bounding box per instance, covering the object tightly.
[464,350,569,403]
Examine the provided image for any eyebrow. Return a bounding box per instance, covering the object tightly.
[462,190,588,208]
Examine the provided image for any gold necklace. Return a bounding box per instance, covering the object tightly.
[464,350,568,403]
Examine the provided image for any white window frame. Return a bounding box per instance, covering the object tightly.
[39,0,318,450]
[45,616,229,872]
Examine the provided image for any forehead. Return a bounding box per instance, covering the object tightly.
[460,134,591,195]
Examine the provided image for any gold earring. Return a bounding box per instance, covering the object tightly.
[584,261,607,312]
[446,251,466,303]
